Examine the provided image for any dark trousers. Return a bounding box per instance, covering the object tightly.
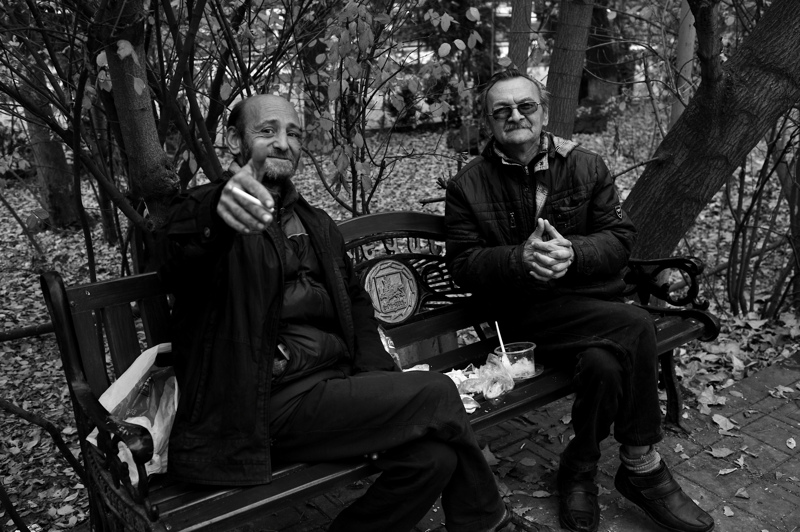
[502,295,663,473]
[269,370,505,532]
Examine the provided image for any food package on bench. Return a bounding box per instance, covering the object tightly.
[87,343,178,487]
[450,354,515,401]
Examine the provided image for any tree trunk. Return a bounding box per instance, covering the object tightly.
[92,0,178,229]
[669,0,695,128]
[25,110,79,229]
[22,23,79,229]
[582,0,619,103]
[625,0,800,259]
[509,0,534,73]
[546,0,593,139]
[89,104,118,244]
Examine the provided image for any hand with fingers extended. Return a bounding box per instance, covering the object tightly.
[523,218,574,281]
[217,139,276,234]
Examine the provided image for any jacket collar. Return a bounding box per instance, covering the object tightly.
[486,132,579,173]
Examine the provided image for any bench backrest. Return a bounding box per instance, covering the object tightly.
[339,211,495,368]
[42,212,488,409]
[41,272,171,399]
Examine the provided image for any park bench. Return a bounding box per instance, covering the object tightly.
[39,211,720,532]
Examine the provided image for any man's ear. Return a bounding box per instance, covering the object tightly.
[541,107,549,127]
[225,126,243,157]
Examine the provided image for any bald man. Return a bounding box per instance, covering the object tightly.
[160,95,551,532]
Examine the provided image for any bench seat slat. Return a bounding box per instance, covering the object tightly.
[160,462,377,531]
[654,317,706,353]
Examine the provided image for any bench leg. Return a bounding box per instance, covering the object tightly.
[0,482,31,532]
[659,350,688,434]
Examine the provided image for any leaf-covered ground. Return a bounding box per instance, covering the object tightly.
[1,109,798,531]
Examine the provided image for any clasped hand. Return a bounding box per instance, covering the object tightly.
[523,218,574,281]
[217,139,276,234]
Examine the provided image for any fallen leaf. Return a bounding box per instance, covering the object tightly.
[497,480,511,497]
[56,505,73,516]
[769,385,795,399]
[707,447,734,458]
[717,468,738,476]
[787,438,796,450]
[723,506,734,516]
[519,457,537,467]
[712,414,737,432]
[560,414,572,425]
[734,487,749,499]
[482,446,498,466]
[729,390,744,398]
[529,490,551,498]
[734,455,746,467]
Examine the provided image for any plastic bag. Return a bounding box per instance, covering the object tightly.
[476,354,515,399]
[87,343,178,487]
[455,355,515,400]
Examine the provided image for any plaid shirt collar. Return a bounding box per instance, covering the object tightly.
[492,132,578,172]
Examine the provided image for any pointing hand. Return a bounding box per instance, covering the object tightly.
[217,139,276,234]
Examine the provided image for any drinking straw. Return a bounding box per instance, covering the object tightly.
[495,321,506,355]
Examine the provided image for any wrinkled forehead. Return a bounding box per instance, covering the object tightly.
[486,77,542,107]
[242,95,301,130]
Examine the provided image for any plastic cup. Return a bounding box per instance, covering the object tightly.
[494,341,537,380]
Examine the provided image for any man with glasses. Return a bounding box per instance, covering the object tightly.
[444,69,714,532]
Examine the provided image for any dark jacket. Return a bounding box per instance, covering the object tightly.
[159,180,395,486]
[445,133,637,314]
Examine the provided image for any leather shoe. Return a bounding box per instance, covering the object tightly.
[615,460,714,532]
[557,465,599,532]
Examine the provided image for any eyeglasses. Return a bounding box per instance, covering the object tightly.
[488,101,540,120]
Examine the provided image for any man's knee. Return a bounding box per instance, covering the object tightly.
[621,304,657,341]
[408,371,462,403]
[384,440,458,480]
[577,348,623,388]
[419,441,458,479]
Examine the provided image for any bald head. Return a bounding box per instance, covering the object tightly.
[225,94,303,183]
[228,95,300,141]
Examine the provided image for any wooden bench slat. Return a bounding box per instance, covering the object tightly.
[470,368,575,433]
[339,211,444,244]
[387,305,490,348]
[139,295,172,346]
[654,317,706,353]
[102,304,143,377]
[67,273,165,312]
[71,311,111,396]
[160,462,377,531]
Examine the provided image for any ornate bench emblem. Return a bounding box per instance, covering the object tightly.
[363,259,418,324]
